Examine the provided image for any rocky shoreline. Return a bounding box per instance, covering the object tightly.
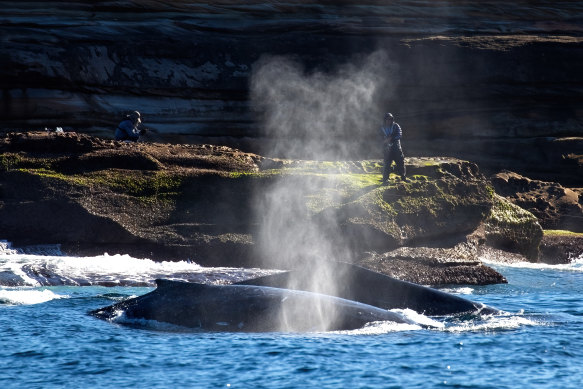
[1,132,581,286]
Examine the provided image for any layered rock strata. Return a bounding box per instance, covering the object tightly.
[1,1,582,186]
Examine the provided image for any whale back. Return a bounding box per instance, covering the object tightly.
[237,262,497,316]
[91,279,415,332]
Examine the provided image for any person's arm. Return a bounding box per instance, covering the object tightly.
[128,125,140,141]
[392,123,402,141]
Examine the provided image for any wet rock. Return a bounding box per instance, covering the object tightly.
[539,232,583,265]
[357,245,507,286]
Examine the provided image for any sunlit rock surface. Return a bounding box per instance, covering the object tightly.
[1,1,582,185]
[491,171,583,232]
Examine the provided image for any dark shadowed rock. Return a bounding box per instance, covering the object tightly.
[539,231,583,265]
[357,245,507,286]
[0,1,582,185]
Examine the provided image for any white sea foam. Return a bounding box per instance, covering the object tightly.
[396,308,446,329]
[331,309,443,335]
[481,256,583,272]
[0,250,278,287]
[336,320,423,335]
[441,313,539,333]
[0,288,67,305]
[439,287,475,295]
[0,240,20,255]
[479,247,583,272]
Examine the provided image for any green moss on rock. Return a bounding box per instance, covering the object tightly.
[543,229,583,237]
[484,194,543,260]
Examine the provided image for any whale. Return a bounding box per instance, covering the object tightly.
[90,279,419,332]
[237,262,498,316]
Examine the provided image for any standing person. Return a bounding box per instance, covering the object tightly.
[380,112,407,182]
[115,111,147,142]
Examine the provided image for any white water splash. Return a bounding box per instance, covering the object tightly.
[440,287,475,295]
[441,314,540,333]
[479,246,583,272]
[0,251,279,287]
[481,255,583,272]
[0,240,20,255]
[342,320,424,335]
[0,288,67,306]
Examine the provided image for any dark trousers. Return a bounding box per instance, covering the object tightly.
[382,140,405,181]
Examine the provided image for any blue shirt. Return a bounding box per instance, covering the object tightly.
[115,119,141,141]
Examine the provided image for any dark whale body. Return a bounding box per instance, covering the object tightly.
[90,279,417,332]
[237,262,498,316]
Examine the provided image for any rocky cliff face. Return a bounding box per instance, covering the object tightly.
[1,1,582,185]
[2,132,554,285]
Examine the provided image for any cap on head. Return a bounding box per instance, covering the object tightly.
[129,111,141,121]
[384,112,394,121]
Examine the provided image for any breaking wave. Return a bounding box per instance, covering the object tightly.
[0,288,67,306]
[0,241,278,287]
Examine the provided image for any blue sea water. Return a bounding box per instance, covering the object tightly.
[1,247,582,388]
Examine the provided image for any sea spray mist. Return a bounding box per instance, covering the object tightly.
[250,50,397,330]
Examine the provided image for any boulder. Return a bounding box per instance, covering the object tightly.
[483,193,543,261]
[539,231,583,265]
[491,171,583,232]
[357,245,507,286]
[316,158,493,253]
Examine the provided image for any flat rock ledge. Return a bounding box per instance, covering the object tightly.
[1,132,578,285]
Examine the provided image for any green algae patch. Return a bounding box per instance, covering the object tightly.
[16,167,90,187]
[1,152,61,172]
[484,194,543,260]
[486,193,538,225]
[299,173,382,214]
[90,170,183,198]
[323,171,494,252]
[0,153,22,171]
[229,170,281,179]
[544,229,583,237]
[13,164,184,201]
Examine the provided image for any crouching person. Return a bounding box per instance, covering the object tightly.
[115,111,147,142]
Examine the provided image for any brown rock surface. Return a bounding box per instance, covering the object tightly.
[491,171,583,232]
[358,244,507,286]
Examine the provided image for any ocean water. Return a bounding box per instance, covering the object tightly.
[1,244,582,388]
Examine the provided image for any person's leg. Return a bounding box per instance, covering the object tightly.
[382,147,392,182]
[395,143,406,179]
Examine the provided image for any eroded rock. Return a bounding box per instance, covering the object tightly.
[491,171,583,232]
[0,132,546,284]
